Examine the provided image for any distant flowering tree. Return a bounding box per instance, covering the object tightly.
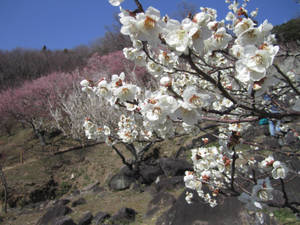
[82,51,153,87]
[79,0,300,222]
[0,71,75,142]
[50,51,152,142]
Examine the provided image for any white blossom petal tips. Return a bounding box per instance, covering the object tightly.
[109,0,124,6]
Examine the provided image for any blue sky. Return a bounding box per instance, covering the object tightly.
[0,0,299,51]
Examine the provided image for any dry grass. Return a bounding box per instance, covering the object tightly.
[0,126,189,225]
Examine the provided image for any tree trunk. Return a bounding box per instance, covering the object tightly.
[0,165,8,213]
[30,122,46,146]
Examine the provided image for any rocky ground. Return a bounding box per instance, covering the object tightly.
[0,125,300,225]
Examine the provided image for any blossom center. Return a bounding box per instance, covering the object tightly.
[189,95,203,106]
[153,106,162,115]
[177,30,186,41]
[144,16,156,30]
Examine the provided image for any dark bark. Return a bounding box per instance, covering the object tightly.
[0,164,8,213]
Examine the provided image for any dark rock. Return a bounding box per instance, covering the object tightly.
[108,167,136,191]
[272,154,300,203]
[36,204,72,225]
[110,207,136,224]
[285,131,300,147]
[71,197,86,207]
[93,211,110,225]
[29,178,58,204]
[53,216,76,225]
[159,158,193,177]
[47,129,62,139]
[120,166,136,177]
[156,189,277,225]
[280,176,300,203]
[139,164,164,185]
[78,211,93,225]
[109,174,135,191]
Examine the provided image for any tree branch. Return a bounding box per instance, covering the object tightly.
[274,64,300,95]
[112,145,132,169]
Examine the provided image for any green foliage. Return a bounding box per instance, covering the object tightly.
[272,17,300,43]
[273,208,300,224]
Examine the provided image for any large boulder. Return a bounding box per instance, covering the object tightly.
[78,211,93,225]
[36,202,72,225]
[29,178,58,203]
[138,163,164,184]
[156,190,277,225]
[110,207,136,225]
[159,158,193,177]
[71,197,86,207]
[93,211,110,225]
[108,166,136,191]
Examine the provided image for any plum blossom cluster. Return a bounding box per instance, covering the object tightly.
[79,0,300,216]
[260,155,289,180]
[81,72,141,110]
[184,145,232,207]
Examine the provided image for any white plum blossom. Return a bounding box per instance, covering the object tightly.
[252,178,273,202]
[135,7,162,44]
[185,192,194,204]
[160,76,172,87]
[95,79,110,97]
[184,145,232,207]
[158,51,178,69]
[182,86,212,110]
[140,92,179,126]
[234,18,255,36]
[147,61,164,77]
[109,0,124,6]
[225,11,235,21]
[103,125,111,136]
[260,155,274,168]
[184,171,202,190]
[113,84,141,102]
[119,6,163,46]
[111,72,126,88]
[123,47,137,61]
[235,44,279,83]
[250,8,259,18]
[204,27,232,51]
[165,22,191,55]
[80,79,94,94]
[117,115,138,143]
[272,161,288,179]
[83,119,100,140]
[173,106,200,125]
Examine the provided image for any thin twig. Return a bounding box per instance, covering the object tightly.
[274,64,300,95]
